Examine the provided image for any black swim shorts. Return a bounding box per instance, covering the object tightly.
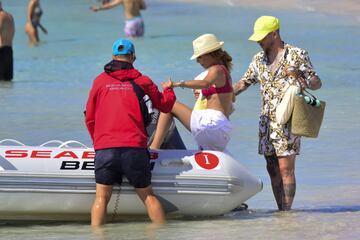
[0,46,13,81]
[94,147,151,188]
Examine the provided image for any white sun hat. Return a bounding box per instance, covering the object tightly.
[190,34,224,60]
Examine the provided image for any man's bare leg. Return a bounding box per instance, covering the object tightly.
[136,186,166,224]
[265,155,283,210]
[91,183,113,226]
[278,155,296,210]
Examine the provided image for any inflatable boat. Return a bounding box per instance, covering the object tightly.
[0,139,262,221]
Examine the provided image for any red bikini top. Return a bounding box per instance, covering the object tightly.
[201,65,233,98]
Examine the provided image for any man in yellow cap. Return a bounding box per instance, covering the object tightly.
[233,16,322,211]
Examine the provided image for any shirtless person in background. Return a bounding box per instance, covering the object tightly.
[0,1,15,81]
[25,0,47,47]
[91,0,146,38]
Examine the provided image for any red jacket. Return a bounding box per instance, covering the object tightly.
[85,68,176,150]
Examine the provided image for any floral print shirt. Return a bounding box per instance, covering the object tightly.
[241,43,319,156]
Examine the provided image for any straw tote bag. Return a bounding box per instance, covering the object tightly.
[290,90,326,138]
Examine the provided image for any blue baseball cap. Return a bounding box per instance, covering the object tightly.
[112,39,135,55]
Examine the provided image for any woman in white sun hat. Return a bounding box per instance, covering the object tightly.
[149,33,234,152]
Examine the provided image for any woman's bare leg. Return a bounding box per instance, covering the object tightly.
[149,101,192,149]
[170,101,192,130]
[25,22,38,47]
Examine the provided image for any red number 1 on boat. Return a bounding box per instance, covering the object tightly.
[194,152,219,170]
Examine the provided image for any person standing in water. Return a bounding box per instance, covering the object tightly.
[233,16,322,211]
[0,1,15,81]
[91,0,146,38]
[85,38,175,226]
[25,0,47,47]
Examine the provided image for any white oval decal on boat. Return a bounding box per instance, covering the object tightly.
[194,152,220,170]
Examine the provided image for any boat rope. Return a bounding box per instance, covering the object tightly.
[40,140,65,147]
[57,140,89,149]
[0,139,90,148]
[0,139,25,146]
[111,186,121,222]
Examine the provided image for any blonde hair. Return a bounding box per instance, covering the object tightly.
[209,49,233,72]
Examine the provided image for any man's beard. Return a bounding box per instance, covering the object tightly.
[263,40,275,55]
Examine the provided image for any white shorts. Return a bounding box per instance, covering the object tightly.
[124,17,144,38]
[190,109,232,151]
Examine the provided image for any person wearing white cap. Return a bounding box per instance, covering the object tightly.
[149,33,234,152]
[233,16,322,211]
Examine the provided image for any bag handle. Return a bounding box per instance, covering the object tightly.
[298,87,321,107]
[303,89,317,100]
[291,71,322,107]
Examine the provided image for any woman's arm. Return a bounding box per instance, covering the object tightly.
[38,22,47,34]
[173,65,224,89]
[27,0,36,22]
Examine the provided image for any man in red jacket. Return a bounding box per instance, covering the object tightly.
[85,38,176,226]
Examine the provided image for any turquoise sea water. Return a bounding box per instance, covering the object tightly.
[1,0,359,239]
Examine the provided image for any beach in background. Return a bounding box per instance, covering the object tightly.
[0,0,359,239]
[175,0,360,19]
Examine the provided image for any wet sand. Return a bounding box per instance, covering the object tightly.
[174,0,360,18]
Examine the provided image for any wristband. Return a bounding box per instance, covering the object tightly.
[180,80,185,89]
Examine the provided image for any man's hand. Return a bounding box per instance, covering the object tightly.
[297,77,309,91]
[161,78,173,89]
[90,5,101,12]
[285,66,319,91]
[233,80,249,96]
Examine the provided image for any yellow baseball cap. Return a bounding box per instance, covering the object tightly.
[248,16,280,42]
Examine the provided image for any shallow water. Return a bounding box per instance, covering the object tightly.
[1,0,360,239]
